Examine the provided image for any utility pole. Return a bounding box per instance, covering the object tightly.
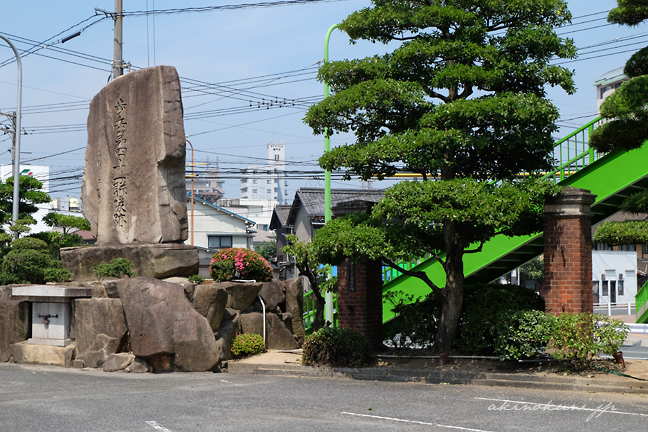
[113,0,124,78]
[0,112,17,178]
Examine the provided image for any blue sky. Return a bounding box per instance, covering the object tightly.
[0,0,646,201]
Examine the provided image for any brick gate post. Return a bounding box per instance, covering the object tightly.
[543,186,596,315]
[331,201,383,349]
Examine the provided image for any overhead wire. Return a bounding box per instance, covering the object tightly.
[119,0,349,17]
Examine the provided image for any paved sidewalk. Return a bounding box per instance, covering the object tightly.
[227,350,648,395]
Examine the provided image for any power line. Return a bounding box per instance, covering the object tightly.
[119,0,349,17]
[22,147,86,163]
[0,16,108,68]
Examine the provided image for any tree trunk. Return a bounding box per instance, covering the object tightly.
[434,221,465,353]
[312,289,326,332]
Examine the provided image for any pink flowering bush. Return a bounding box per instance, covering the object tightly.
[231,333,265,357]
[209,248,273,282]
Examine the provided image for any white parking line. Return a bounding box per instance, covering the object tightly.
[341,412,492,431]
[145,420,173,431]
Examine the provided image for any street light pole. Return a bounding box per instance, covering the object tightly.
[0,35,23,223]
[323,23,339,325]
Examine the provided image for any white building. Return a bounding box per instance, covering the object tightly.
[594,67,628,113]
[240,142,289,204]
[592,251,638,305]
[186,196,256,277]
[238,142,290,232]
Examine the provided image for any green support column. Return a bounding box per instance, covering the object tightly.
[323,23,339,325]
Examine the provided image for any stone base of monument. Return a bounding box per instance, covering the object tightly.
[10,341,76,367]
[61,244,199,281]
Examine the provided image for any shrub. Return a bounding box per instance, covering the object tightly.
[551,313,628,370]
[91,258,135,281]
[384,283,544,355]
[209,248,273,282]
[1,248,51,284]
[302,327,375,368]
[493,310,556,360]
[44,266,72,283]
[454,283,545,355]
[231,333,265,356]
[383,290,440,349]
[11,237,49,252]
[188,274,205,284]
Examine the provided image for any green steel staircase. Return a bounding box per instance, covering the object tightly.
[382,117,648,323]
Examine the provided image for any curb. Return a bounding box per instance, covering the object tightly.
[226,362,648,394]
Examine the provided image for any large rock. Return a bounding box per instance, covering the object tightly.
[81,65,188,245]
[0,300,29,362]
[61,243,199,281]
[10,341,76,367]
[75,298,127,368]
[115,277,219,372]
[103,353,135,372]
[193,285,228,331]
[222,281,263,311]
[215,314,240,361]
[240,312,299,350]
[285,278,305,344]
[259,281,285,311]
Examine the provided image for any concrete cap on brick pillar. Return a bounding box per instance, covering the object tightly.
[544,186,596,217]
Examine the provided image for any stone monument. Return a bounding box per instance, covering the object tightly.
[61,66,198,280]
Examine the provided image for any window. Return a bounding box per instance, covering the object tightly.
[253,180,258,184]
[275,154,279,160]
[593,242,612,251]
[602,280,609,296]
[267,180,271,184]
[208,236,232,249]
[600,86,610,99]
[620,244,636,251]
[267,189,271,194]
[643,244,648,254]
[252,189,257,194]
[592,281,599,295]
[285,181,288,187]
[618,274,624,296]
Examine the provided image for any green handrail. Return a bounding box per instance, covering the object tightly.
[303,290,338,334]
[549,117,603,182]
[636,281,648,323]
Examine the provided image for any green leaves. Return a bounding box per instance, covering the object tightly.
[42,213,91,235]
[608,0,648,26]
[91,258,135,281]
[551,313,628,370]
[593,220,648,245]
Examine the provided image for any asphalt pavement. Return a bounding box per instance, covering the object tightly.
[1,362,647,432]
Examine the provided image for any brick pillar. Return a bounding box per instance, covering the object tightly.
[331,200,383,349]
[337,257,383,348]
[543,186,596,315]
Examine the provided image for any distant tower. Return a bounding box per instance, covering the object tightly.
[240,142,289,204]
